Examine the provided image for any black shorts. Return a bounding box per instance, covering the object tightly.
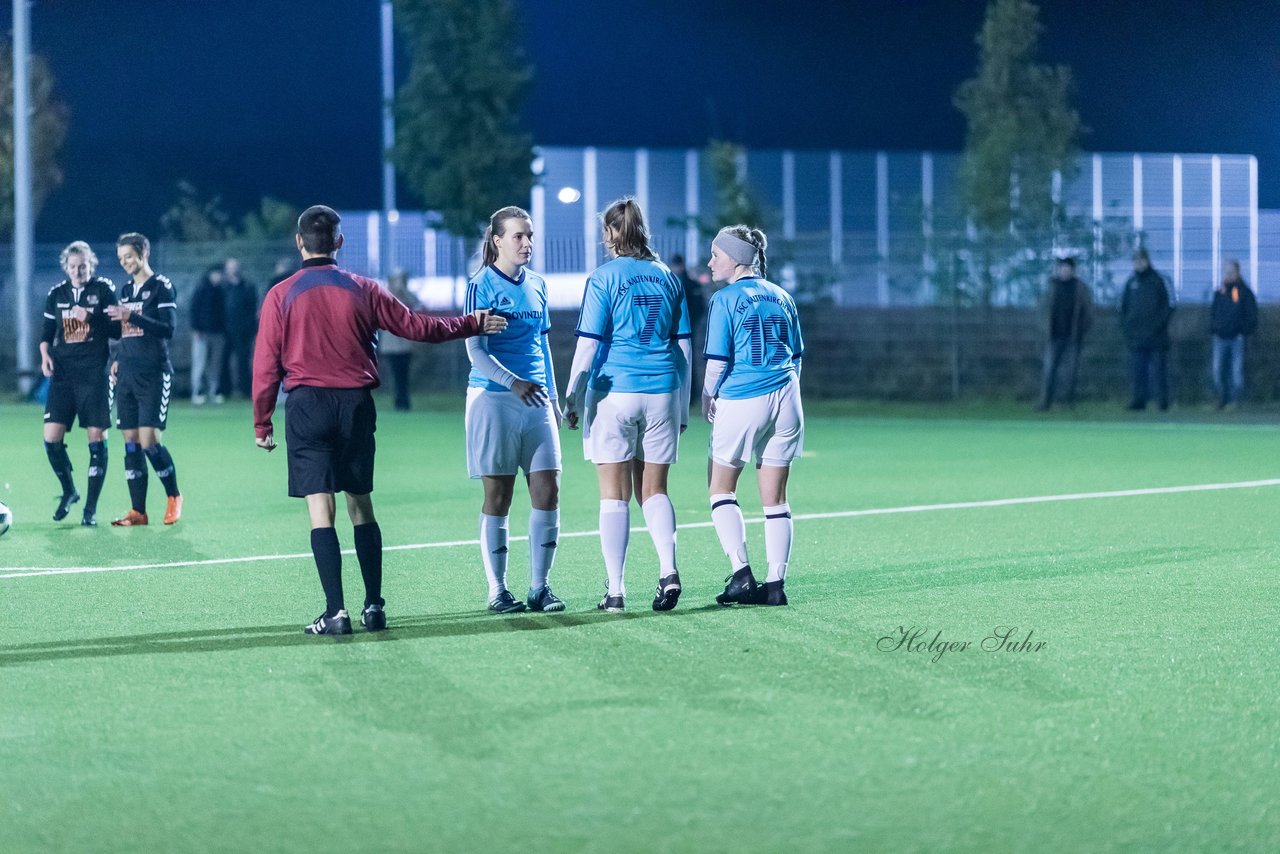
[45,377,111,430]
[114,369,173,431]
[285,387,378,498]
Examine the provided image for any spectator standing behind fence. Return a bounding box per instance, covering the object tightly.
[1036,256,1092,410]
[1120,248,1174,411]
[1209,260,1257,410]
[670,254,707,400]
[382,270,418,411]
[219,257,258,399]
[189,263,226,405]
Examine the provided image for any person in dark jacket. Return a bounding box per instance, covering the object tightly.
[1209,260,1258,409]
[671,254,707,401]
[218,257,258,399]
[1036,256,1092,410]
[1119,248,1174,411]
[188,263,225,404]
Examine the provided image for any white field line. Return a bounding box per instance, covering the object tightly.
[3,478,1279,581]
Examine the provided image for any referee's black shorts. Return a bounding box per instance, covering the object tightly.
[45,375,111,430]
[284,386,378,498]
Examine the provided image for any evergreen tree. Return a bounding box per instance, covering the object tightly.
[953,0,1080,300]
[393,0,535,238]
[0,46,67,236]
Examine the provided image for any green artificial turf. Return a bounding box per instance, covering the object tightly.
[1,394,1277,852]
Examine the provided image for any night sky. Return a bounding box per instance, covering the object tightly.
[6,0,1280,240]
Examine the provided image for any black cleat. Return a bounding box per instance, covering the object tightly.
[304,610,353,635]
[361,603,387,631]
[527,585,566,612]
[597,593,625,612]
[652,572,682,611]
[488,590,528,614]
[53,489,81,522]
[716,565,759,606]
[81,509,97,528]
[758,580,788,606]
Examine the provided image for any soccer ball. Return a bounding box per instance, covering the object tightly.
[0,501,10,537]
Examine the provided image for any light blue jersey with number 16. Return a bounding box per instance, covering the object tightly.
[704,276,804,400]
[575,256,691,394]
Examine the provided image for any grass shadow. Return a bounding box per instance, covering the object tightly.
[0,604,725,667]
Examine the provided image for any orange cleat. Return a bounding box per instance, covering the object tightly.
[111,510,149,527]
[164,495,183,525]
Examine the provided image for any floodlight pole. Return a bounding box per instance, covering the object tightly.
[380,0,396,276]
[12,0,34,395]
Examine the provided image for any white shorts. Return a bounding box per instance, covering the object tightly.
[465,387,563,478]
[710,376,804,469]
[583,389,681,465]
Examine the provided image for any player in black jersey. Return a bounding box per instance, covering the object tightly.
[40,241,120,526]
[105,232,184,526]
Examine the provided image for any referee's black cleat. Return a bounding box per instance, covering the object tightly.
[527,585,566,612]
[716,565,759,606]
[652,572,682,611]
[304,610,353,635]
[488,590,528,614]
[361,603,387,631]
[53,489,81,522]
[80,509,97,528]
[597,593,625,613]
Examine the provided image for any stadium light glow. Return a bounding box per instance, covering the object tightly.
[557,186,581,204]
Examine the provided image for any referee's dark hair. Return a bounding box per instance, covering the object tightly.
[298,205,341,254]
[116,232,150,256]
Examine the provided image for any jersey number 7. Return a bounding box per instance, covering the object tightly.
[631,294,665,345]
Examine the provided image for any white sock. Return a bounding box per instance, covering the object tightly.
[599,499,630,596]
[710,493,750,571]
[641,494,678,579]
[480,513,509,599]
[528,508,560,593]
[763,504,792,582]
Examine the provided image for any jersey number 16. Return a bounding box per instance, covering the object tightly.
[743,314,790,366]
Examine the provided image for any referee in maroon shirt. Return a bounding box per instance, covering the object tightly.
[253,205,507,635]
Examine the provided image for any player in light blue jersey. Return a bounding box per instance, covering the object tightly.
[463,206,565,614]
[702,225,804,607]
[563,197,692,612]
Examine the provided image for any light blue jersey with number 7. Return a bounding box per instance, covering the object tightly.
[575,256,691,394]
[704,276,804,400]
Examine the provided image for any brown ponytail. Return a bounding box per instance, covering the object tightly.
[601,197,657,261]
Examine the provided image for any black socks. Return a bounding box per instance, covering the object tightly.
[353,522,384,608]
[310,527,345,617]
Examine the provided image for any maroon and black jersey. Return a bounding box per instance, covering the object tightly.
[252,258,480,438]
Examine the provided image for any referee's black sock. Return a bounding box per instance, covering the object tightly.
[85,441,108,514]
[124,442,148,513]
[44,441,75,496]
[353,522,384,608]
[143,444,180,498]
[310,527,345,617]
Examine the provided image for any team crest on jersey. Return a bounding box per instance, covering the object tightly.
[86,294,99,305]
[140,291,152,300]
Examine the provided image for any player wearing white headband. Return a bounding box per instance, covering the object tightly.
[563,197,692,613]
[703,225,805,606]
